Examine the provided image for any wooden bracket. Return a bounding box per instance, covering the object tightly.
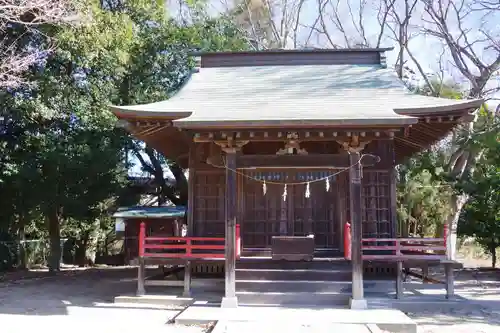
[214,138,248,153]
[336,135,370,153]
[276,132,308,155]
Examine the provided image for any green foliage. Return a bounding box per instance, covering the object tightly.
[397,163,452,237]
[0,0,251,271]
[458,127,500,267]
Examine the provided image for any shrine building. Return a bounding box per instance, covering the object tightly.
[111,48,482,309]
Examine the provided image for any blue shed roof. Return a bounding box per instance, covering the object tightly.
[112,206,186,219]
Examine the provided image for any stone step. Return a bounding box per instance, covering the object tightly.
[236,268,352,281]
[235,280,381,293]
[237,259,350,270]
[235,290,351,306]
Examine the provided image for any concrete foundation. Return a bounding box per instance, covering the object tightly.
[221,296,238,308]
[349,298,368,309]
[211,321,378,333]
[114,295,194,307]
[175,306,417,333]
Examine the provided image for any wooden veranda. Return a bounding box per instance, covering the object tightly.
[111,48,482,308]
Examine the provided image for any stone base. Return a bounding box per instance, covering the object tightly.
[221,296,238,308]
[114,295,194,307]
[349,298,368,310]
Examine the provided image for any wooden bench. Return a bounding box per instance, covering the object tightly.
[365,257,462,299]
[271,235,315,261]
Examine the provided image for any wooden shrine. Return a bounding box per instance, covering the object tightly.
[110,48,482,308]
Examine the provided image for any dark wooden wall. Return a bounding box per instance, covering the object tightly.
[189,139,397,247]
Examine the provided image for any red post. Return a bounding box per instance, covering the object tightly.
[139,221,146,257]
[235,224,241,258]
[344,222,352,260]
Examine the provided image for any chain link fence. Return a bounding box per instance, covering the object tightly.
[0,239,68,271]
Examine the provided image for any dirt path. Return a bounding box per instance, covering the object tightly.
[1,266,499,333]
[404,268,500,333]
[0,267,206,333]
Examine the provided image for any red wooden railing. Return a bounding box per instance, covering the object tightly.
[138,222,242,259]
[343,222,448,260]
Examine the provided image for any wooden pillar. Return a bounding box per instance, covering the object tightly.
[337,171,347,253]
[390,167,398,238]
[395,261,403,299]
[183,261,192,297]
[221,147,238,308]
[187,144,196,237]
[137,257,145,296]
[445,263,454,299]
[137,221,146,296]
[348,149,368,309]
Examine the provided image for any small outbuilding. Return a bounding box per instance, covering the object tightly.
[113,206,186,264]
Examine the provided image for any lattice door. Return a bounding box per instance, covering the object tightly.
[242,169,339,249]
[292,171,338,249]
[242,170,289,248]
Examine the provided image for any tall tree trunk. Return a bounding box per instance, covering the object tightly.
[85,219,100,266]
[75,234,88,267]
[47,210,61,272]
[17,215,27,269]
[447,194,468,260]
[491,244,497,269]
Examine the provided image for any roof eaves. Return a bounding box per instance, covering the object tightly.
[109,69,198,120]
[191,47,395,57]
[172,117,419,129]
[110,105,192,120]
[394,98,484,116]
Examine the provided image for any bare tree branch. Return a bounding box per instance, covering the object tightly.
[421,0,500,98]
[0,0,77,88]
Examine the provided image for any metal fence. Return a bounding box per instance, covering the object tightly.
[0,239,68,269]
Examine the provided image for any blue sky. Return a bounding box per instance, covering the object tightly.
[128,0,499,177]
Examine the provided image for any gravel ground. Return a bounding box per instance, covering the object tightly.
[0,266,207,333]
[403,267,500,333]
[0,266,499,333]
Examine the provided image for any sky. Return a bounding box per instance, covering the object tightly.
[128,0,499,177]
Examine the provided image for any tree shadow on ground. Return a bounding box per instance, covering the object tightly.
[0,266,175,316]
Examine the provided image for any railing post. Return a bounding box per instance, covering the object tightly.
[235,224,241,258]
[443,223,449,259]
[137,221,146,296]
[139,222,146,257]
[186,239,192,257]
[395,239,401,256]
[183,260,192,297]
[344,222,352,260]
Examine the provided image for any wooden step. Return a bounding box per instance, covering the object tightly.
[236,268,352,281]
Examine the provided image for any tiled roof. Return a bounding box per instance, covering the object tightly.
[111,64,482,127]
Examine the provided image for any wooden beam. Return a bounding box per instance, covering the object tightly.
[187,144,196,237]
[236,154,350,169]
[348,150,367,309]
[192,129,401,143]
[221,147,238,308]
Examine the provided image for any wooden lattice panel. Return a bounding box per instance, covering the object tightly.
[242,170,289,248]
[242,170,339,249]
[193,171,225,237]
[362,170,391,238]
[292,171,338,249]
